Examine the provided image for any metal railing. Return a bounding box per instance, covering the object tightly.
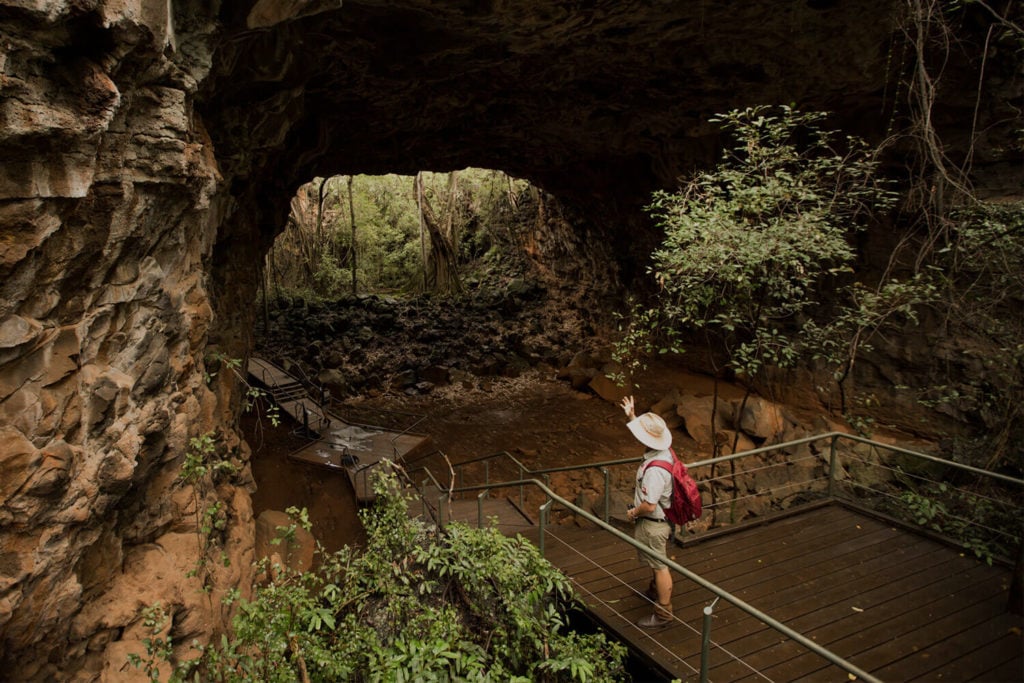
[402,431,1024,681]
[422,432,1023,559]
[248,356,333,435]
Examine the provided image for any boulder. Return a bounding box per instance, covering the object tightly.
[588,372,629,403]
[676,395,731,446]
[419,365,451,385]
[318,368,347,389]
[650,389,682,419]
[737,397,788,440]
[715,429,757,455]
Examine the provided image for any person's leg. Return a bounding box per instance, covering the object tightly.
[637,522,673,627]
[653,566,672,606]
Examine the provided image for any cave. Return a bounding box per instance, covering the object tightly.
[0,0,1020,679]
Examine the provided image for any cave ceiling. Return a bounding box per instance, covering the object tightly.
[203,0,924,227]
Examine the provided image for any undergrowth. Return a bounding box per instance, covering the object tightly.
[131,468,627,682]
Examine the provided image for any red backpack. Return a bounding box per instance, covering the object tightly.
[642,448,703,525]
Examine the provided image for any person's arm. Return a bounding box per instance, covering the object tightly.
[628,467,670,521]
[627,500,659,521]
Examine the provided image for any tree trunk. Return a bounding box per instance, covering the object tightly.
[348,175,357,295]
[414,173,463,295]
[416,173,427,292]
[419,186,464,295]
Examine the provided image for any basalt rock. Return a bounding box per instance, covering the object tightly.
[1,0,1020,679]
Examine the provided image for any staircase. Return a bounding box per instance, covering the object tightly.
[248,357,331,436]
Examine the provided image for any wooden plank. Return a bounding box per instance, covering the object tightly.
[878,595,1023,681]
[541,505,859,581]
[544,507,888,624]
[682,532,946,659]
[969,641,1024,683]
[676,509,892,583]
[720,562,989,681]
[536,510,885,678]
[741,560,1010,682]
[664,523,900,620]
[691,537,952,673]
[695,523,898,593]
[569,524,905,647]
[673,505,857,572]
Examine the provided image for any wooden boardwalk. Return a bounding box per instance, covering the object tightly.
[249,356,432,501]
[439,496,536,536]
[290,424,432,502]
[518,504,1023,682]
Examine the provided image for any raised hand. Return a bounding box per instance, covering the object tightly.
[620,395,636,420]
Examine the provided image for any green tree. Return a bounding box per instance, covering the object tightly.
[617,106,930,441]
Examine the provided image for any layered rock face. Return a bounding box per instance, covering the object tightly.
[0,2,251,680]
[1,0,1019,679]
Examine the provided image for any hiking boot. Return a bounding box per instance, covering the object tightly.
[637,612,673,628]
[637,602,673,628]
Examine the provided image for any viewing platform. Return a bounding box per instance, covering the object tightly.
[411,434,1024,681]
[248,356,433,501]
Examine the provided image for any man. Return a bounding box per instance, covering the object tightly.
[621,395,675,628]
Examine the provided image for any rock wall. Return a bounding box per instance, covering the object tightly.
[0,2,252,680]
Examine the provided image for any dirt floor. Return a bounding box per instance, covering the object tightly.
[243,355,744,553]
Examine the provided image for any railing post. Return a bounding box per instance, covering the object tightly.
[519,464,525,510]
[602,467,610,524]
[421,478,429,520]
[484,461,490,495]
[700,597,719,683]
[539,498,552,556]
[828,434,839,500]
[478,491,487,528]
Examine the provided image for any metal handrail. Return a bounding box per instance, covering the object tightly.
[449,448,530,473]
[825,432,1024,485]
[463,432,1024,487]
[417,434,1024,516]
[440,476,882,683]
[418,431,1024,532]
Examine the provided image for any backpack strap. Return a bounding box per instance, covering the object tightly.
[642,448,677,475]
[643,459,672,475]
[641,459,673,518]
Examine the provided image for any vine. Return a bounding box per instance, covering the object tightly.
[178,431,238,583]
[892,0,1024,469]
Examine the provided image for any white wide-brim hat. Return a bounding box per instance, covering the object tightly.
[627,412,672,451]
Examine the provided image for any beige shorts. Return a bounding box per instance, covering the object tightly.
[635,518,671,569]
